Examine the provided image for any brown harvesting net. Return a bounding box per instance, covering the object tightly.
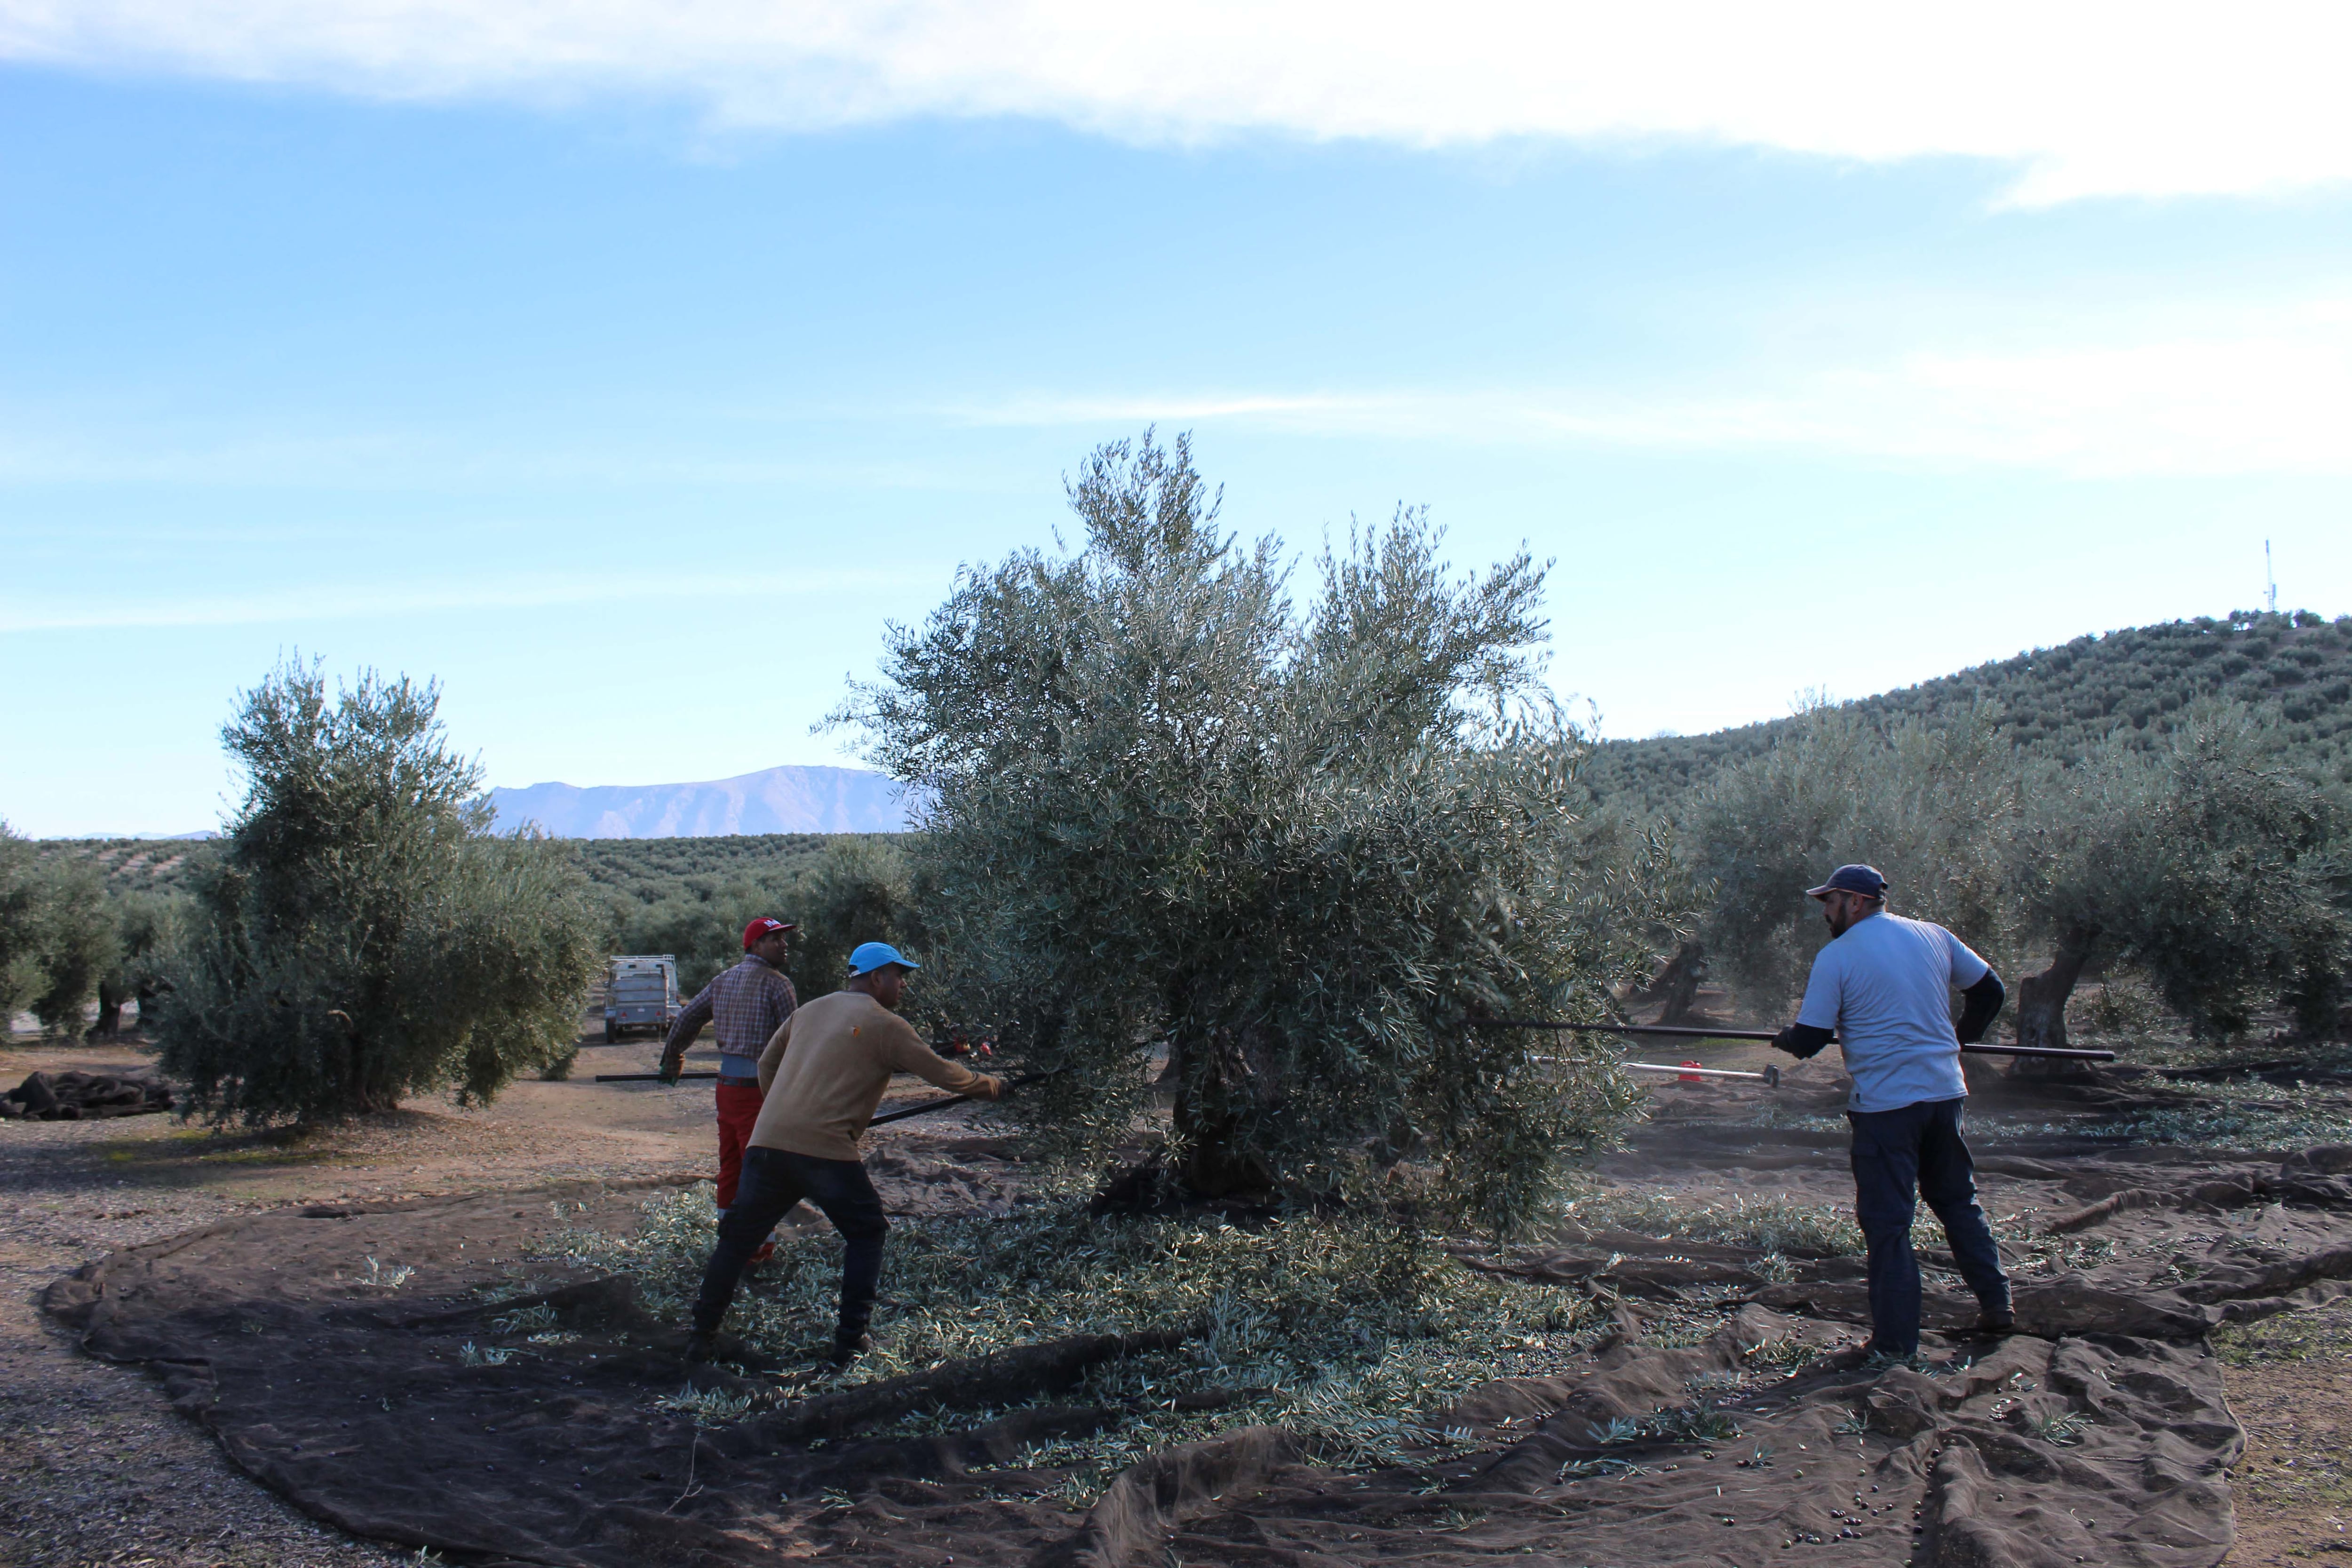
[44,1113,2352,1565]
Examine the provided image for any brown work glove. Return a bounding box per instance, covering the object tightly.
[974,1074,1005,1100]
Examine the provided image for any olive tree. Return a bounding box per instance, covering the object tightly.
[1679,697,2347,1049]
[89,891,181,1039]
[158,664,606,1123]
[781,836,922,1003]
[0,826,117,1036]
[0,827,38,1021]
[30,868,114,1036]
[1678,706,2025,1012]
[2010,705,2348,1048]
[838,433,1671,1235]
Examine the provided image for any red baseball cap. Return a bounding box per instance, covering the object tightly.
[742,916,798,949]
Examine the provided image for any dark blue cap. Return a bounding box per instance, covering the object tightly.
[1806,864,1887,899]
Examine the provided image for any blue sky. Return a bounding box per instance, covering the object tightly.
[5,4,2350,836]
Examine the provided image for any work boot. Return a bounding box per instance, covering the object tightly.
[1976,1307,2018,1336]
[682,1331,719,1367]
[828,1329,874,1366]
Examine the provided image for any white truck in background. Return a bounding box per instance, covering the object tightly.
[604,955,679,1043]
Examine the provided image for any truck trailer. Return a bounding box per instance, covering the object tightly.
[604,955,679,1043]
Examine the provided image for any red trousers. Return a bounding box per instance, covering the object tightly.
[715,1083,764,1210]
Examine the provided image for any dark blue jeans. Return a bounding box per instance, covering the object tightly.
[1848,1098,2010,1356]
[691,1145,890,1341]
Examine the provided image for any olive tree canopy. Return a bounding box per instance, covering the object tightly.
[0,825,119,1037]
[1679,706,2024,1011]
[1676,697,2347,1050]
[838,433,1672,1236]
[159,664,606,1124]
[89,890,179,1039]
[2010,706,2348,1048]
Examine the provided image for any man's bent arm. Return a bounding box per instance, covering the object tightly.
[884,1033,997,1096]
[662,990,715,1059]
[1781,951,1842,1059]
[1956,971,2006,1045]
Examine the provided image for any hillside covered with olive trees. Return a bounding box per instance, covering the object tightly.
[1584,609,2352,812]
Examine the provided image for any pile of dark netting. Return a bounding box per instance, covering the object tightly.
[45,1090,2352,1567]
[3,1068,173,1121]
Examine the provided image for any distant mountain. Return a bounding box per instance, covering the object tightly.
[486,765,917,838]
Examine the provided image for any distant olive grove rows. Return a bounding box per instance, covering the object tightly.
[21,620,2342,1069]
[10,634,2346,1103]
[1586,609,2352,812]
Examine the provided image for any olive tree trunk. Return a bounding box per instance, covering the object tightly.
[2011,928,2099,1068]
[1642,940,1708,1027]
[84,979,128,1041]
[1168,1021,1279,1198]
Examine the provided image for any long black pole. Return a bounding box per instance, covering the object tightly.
[1477,1019,2115,1063]
[589,1067,1058,1120]
[863,1070,1056,1127]
[1484,1020,1779,1041]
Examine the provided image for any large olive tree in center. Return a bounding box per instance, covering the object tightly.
[839,434,1669,1235]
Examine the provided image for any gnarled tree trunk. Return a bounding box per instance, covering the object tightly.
[1642,940,1709,1027]
[1167,1017,1279,1199]
[2011,928,2100,1073]
[85,979,128,1041]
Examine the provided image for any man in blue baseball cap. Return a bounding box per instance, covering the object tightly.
[685,940,1001,1366]
[1772,864,2014,1360]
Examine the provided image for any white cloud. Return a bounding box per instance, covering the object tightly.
[957,300,2352,476]
[4,1,2349,203]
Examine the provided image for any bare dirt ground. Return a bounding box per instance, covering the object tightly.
[2212,1296,2352,1563]
[10,1026,2352,1566]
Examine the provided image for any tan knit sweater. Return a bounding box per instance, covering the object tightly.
[748,990,995,1161]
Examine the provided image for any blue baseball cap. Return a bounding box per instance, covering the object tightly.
[1806,864,1888,899]
[847,941,920,976]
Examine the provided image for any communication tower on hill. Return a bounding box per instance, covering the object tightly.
[2266,539,2278,615]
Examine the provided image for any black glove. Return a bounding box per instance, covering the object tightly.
[1773,1024,1834,1060]
[1955,971,2006,1045]
[657,1051,683,1086]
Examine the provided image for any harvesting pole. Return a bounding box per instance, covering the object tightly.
[863,1069,1057,1126]
[1476,1019,2116,1063]
[590,1068,1059,1124]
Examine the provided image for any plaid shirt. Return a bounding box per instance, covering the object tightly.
[666,954,797,1072]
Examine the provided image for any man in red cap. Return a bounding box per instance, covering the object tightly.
[660,917,799,1258]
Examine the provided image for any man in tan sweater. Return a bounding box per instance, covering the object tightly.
[686,942,1000,1364]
